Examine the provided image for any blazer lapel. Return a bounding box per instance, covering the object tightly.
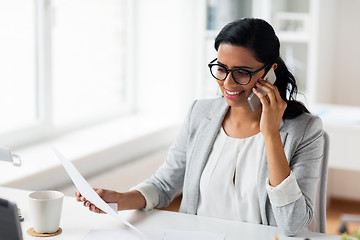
[186,98,229,214]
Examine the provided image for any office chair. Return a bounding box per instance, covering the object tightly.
[308,131,329,233]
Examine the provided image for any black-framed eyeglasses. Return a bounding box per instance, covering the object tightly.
[208,58,269,85]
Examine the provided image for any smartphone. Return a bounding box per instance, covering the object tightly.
[247,67,277,112]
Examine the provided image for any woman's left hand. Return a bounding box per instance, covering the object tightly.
[253,79,287,136]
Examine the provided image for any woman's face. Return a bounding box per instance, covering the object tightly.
[216,44,266,109]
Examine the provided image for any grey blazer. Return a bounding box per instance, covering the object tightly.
[145,97,324,236]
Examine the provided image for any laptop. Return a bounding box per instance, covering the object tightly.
[0,198,23,240]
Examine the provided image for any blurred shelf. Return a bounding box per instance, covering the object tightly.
[277,32,309,43]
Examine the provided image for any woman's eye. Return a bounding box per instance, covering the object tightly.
[217,67,226,73]
[235,70,249,76]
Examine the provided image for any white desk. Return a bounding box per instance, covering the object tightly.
[0,187,340,240]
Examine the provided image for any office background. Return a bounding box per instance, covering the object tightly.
[1,0,360,235]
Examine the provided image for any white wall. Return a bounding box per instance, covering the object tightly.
[133,0,202,118]
[313,0,336,104]
[332,0,360,106]
[315,0,360,201]
[328,168,360,202]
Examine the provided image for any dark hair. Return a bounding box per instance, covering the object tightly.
[214,18,309,119]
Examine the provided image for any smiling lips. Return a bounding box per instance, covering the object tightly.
[224,89,244,99]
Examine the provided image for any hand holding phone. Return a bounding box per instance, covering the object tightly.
[247,67,277,112]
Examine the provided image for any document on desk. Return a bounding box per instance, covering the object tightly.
[52,148,147,238]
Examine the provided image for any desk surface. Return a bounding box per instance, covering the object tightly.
[0,187,340,240]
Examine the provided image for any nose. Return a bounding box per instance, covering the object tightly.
[224,72,237,87]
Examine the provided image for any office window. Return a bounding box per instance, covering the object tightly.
[52,0,127,126]
[0,0,130,146]
[0,1,37,133]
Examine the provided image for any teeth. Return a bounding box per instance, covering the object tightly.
[226,90,241,95]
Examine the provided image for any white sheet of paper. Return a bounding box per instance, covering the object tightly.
[52,148,148,239]
[108,203,117,212]
[84,229,226,240]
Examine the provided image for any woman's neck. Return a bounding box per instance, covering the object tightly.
[222,106,262,138]
[227,106,261,124]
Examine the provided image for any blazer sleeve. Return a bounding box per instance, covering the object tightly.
[270,116,324,236]
[142,100,197,208]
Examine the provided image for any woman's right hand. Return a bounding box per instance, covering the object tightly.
[75,188,122,213]
[75,188,146,213]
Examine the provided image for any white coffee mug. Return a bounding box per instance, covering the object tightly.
[29,190,64,233]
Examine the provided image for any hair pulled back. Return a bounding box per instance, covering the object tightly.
[214,18,309,119]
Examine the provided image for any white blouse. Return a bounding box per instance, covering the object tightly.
[197,127,265,223]
[132,128,301,214]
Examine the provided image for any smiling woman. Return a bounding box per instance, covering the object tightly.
[212,44,269,108]
[74,18,326,237]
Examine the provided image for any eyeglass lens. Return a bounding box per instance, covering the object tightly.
[210,65,251,84]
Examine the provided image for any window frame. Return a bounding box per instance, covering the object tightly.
[0,0,135,148]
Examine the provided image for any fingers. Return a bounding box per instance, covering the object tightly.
[75,191,86,202]
[255,79,277,103]
[75,188,106,214]
[86,202,104,213]
[90,204,104,214]
[75,188,100,202]
[252,87,270,108]
[83,201,98,213]
[253,79,286,112]
[262,78,283,101]
[75,191,81,198]
[82,200,102,213]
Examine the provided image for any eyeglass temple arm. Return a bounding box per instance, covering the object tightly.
[210,58,217,64]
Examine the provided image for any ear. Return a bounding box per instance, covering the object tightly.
[272,63,278,71]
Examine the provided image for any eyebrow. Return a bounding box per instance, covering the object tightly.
[217,60,253,70]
